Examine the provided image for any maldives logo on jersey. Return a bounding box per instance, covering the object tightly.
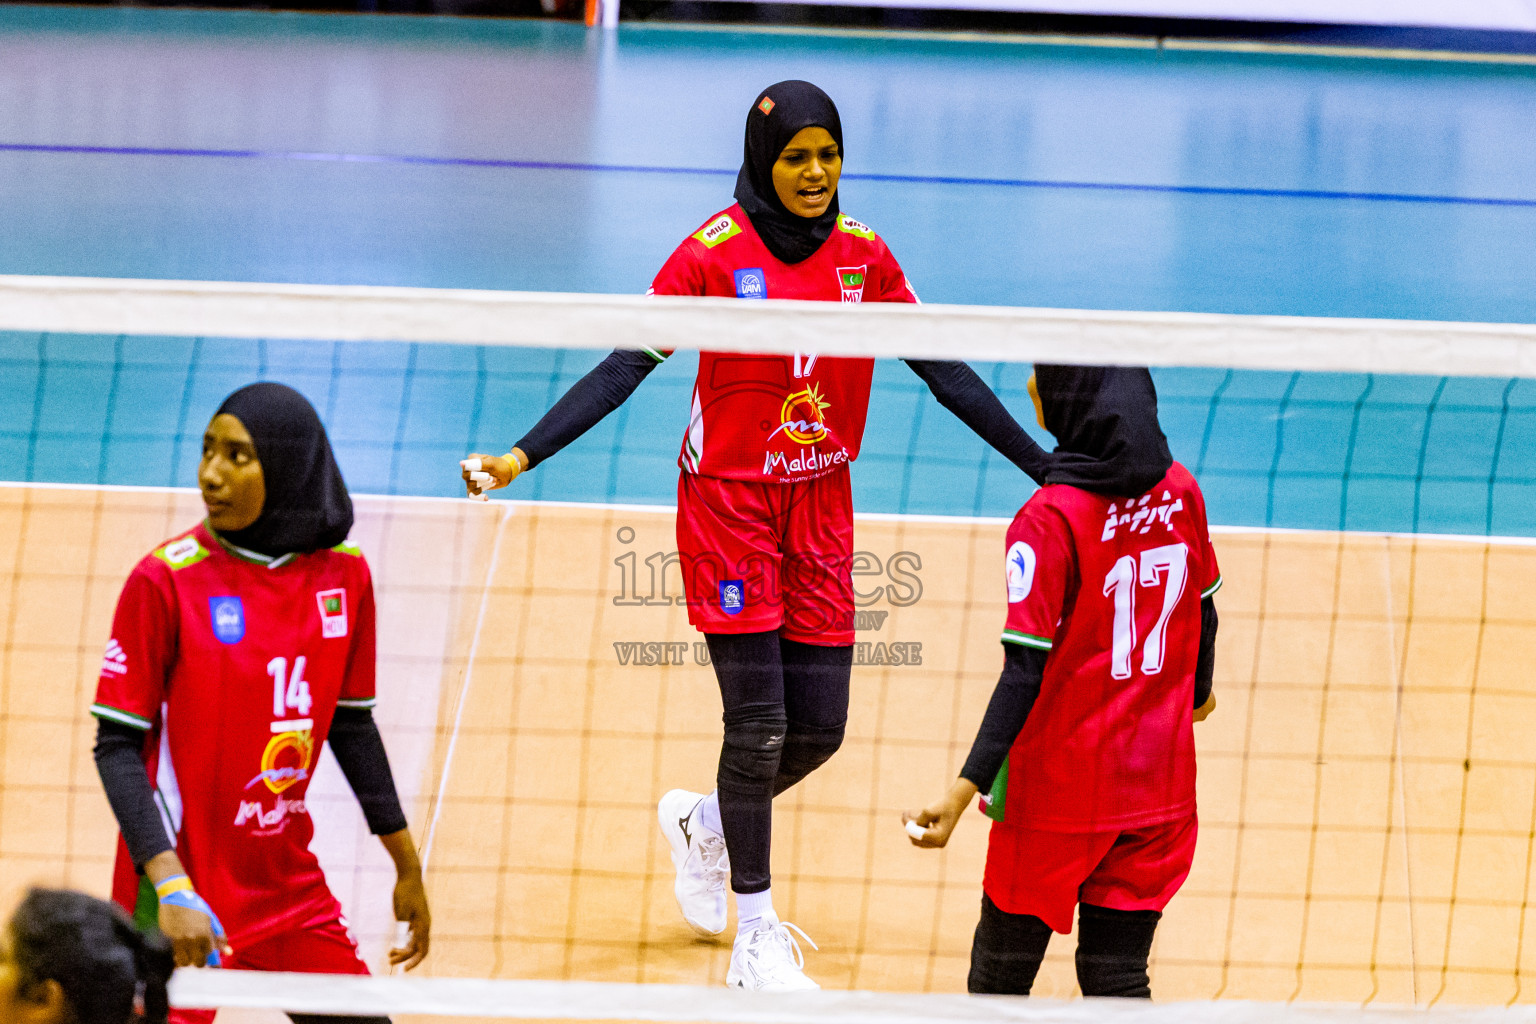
[208,597,245,644]
[247,720,315,795]
[766,383,830,446]
[719,580,745,615]
[734,268,766,299]
[316,589,348,638]
[836,265,867,303]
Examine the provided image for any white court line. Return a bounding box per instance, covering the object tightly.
[417,501,513,876]
[4,274,1536,377]
[166,970,1536,1022]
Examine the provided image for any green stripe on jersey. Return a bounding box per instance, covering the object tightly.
[642,346,668,363]
[336,697,377,709]
[1201,575,1224,599]
[91,703,152,730]
[1001,629,1052,650]
[983,760,1008,823]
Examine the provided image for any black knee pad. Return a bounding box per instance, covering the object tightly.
[772,721,846,795]
[717,712,789,792]
[968,893,1052,995]
[1075,903,1160,999]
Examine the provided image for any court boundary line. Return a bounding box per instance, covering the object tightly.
[417,501,513,876]
[5,481,1536,547]
[4,142,1531,209]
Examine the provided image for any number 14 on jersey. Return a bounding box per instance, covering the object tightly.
[268,656,313,718]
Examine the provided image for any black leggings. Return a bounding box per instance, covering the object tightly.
[708,631,851,895]
[968,894,1161,998]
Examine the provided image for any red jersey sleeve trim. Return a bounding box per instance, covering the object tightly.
[336,697,377,709]
[1201,575,1224,599]
[91,702,153,730]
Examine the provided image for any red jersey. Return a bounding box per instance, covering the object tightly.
[988,462,1221,832]
[647,203,918,483]
[91,523,377,947]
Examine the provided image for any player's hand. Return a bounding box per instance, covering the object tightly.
[158,897,232,969]
[460,450,523,500]
[1194,693,1216,723]
[903,778,978,849]
[389,868,431,970]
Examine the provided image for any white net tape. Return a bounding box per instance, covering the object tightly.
[168,971,1536,1023]
[2,273,1534,375]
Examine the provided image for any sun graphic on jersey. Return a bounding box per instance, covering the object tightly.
[248,728,315,795]
[772,383,832,445]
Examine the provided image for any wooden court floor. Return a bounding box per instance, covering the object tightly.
[4,485,1536,1013]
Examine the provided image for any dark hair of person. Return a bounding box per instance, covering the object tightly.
[10,888,174,1024]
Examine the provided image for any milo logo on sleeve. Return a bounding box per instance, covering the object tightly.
[694,215,742,249]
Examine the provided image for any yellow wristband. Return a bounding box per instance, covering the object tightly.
[155,875,195,899]
[503,451,525,479]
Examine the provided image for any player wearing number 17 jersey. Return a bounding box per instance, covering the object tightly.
[91,384,429,1022]
[905,365,1220,999]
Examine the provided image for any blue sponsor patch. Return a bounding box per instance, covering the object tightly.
[209,596,246,644]
[733,268,766,300]
[719,580,745,615]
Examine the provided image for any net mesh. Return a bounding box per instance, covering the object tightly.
[3,285,1536,1018]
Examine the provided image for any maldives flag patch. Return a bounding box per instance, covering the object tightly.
[316,589,348,638]
[836,265,867,303]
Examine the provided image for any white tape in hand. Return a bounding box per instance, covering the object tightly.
[395,921,412,948]
[905,819,928,841]
[461,458,482,472]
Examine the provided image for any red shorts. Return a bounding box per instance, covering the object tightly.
[676,467,854,644]
[170,906,369,1024]
[983,812,1197,934]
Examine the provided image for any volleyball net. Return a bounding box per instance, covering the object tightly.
[3,276,1536,1020]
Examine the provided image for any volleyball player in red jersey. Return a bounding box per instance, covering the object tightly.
[91,384,430,1024]
[463,81,1048,990]
[904,365,1220,998]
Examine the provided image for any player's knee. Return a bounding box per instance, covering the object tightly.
[778,721,845,778]
[968,894,1051,995]
[1075,904,1160,999]
[718,712,789,790]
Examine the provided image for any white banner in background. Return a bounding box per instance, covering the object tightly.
[745,0,1536,32]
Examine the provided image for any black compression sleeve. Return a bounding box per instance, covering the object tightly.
[960,644,1048,792]
[93,719,174,869]
[903,359,1051,484]
[1195,596,1218,709]
[512,349,661,469]
[328,706,409,836]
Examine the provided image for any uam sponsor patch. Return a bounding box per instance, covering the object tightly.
[694,215,742,249]
[719,579,745,615]
[734,268,766,299]
[209,596,246,644]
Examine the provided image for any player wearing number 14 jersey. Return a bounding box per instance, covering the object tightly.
[905,365,1220,999]
[91,384,428,1021]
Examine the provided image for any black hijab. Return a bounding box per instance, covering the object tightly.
[1035,365,1174,498]
[734,81,844,265]
[213,382,353,557]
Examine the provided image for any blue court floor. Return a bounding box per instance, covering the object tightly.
[2,6,1534,533]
